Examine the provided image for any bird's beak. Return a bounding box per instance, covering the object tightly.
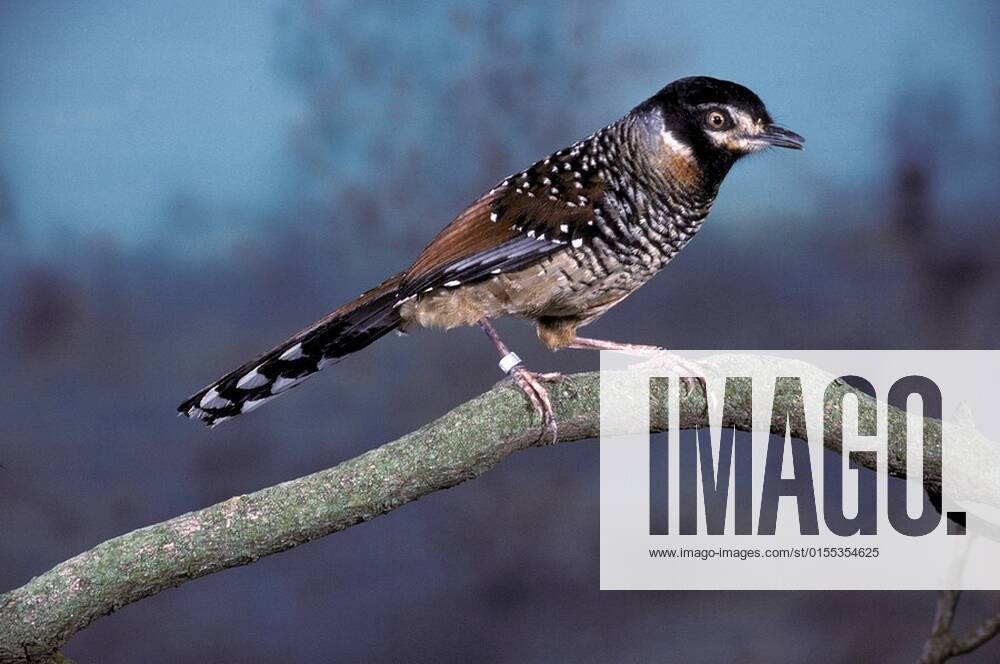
[759,124,805,150]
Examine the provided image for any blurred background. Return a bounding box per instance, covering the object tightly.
[1,1,998,661]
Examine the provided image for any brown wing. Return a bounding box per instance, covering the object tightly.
[400,144,606,298]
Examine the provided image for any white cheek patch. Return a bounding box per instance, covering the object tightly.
[707,131,757,154]
[720,135,760,152]
[735,138,761,152]
[706,132,728,148]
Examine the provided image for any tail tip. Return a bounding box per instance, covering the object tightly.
[178,399,228,428]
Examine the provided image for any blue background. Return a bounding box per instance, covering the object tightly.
[1,1,998,661]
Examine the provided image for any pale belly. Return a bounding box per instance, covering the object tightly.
[398,248,661,333]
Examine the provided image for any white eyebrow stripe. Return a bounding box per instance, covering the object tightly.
[722,104,758,133]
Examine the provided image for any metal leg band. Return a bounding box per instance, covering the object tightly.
[498,352,522,375]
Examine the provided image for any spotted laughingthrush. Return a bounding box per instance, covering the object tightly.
[179,76,804,437]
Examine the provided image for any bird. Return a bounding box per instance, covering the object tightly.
[178,76,804,436]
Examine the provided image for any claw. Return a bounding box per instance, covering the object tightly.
[476,318,561,443]
[533,371,565,382]
[542,371,579,399]
[510,367,559,444]
[684,371,718,418]
[632,353,718,414]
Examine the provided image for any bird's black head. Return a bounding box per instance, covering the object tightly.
[635,76,804,185]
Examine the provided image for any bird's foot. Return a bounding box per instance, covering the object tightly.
[568,336,704,397]
[477,318,565,443]
[567,336,664,354]
[632,352,718,411]
[536,371,580,399]
[509,367,560,444]
[630,351,696,385]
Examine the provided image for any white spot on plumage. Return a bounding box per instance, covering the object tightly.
[423,287,434,293]
[572,238,584,248]
[242,398,269,413]
[200,388,231,410]
[559,224,569,233]
[272,375,303,393]
[490,212,498,222]
[526,229,535,238]
[490,268,501,274]
[280,343,304,361]
[393,294,416,308]
[444,280,461,287]
[542,177,551,185]
[237,367,268,390]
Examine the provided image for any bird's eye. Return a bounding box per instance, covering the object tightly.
[706,110,728,130]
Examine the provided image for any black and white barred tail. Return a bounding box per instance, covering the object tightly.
[178,273,404,427]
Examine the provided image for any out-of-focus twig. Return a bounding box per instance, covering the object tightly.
[919,590,1000,663]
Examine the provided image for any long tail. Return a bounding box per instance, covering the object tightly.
[178,272,405,427]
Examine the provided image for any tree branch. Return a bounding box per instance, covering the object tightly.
[919,590,1000,663]
[0,366,992,662]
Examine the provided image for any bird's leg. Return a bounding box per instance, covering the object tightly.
[563,336,664,352]
[564,335,705,396]
[478,319,559,443]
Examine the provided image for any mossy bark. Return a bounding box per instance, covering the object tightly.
[0,369,957,662]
